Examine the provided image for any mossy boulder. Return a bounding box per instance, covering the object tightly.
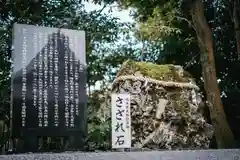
[109,60,213,150]
[116,59,193,83]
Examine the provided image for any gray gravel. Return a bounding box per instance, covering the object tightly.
[0,149,239,160]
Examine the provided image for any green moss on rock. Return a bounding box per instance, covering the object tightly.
[116,59,192,82]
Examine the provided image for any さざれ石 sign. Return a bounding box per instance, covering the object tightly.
[111,93,131,148]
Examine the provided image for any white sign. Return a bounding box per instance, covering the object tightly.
[111,93,131,148]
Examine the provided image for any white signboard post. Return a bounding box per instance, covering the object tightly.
[111,93,131,149]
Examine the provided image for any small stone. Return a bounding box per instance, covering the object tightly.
[204,123,214,138]
[134,71,143,77]
[155,99,168,119]
[146,106,153,112]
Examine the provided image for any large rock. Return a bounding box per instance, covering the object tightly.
[99,60,214,150]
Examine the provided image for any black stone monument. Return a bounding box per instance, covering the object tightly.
[11,24,87,152]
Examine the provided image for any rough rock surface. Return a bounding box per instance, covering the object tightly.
[99,60,214,150]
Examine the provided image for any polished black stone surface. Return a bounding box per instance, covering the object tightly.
[11,23,87,152]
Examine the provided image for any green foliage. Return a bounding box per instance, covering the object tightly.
[136,3,182,41]
[86,90,111,151]
[87,118,111,151]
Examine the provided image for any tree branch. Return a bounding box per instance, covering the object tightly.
[175,15,197,33]
[95,4,107,17]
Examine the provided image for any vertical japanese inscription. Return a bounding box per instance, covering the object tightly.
[74,36,79,116]
[54,33,59,127]
[33,32,38,110]
[64,35,70,127]
[49,35,53,89]
[125,96,130,129]
[38,32,43,127]
[69,37,75,127]
[21,28,27,127]
[111,94,131,148]
[43,33,48,127]
[115,96,125,146]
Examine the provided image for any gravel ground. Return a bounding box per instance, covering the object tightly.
[0,149,239,160]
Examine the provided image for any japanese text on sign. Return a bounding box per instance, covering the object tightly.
[12,24,87,138]
[111,94,131,148]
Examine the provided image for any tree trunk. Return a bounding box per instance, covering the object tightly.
[189,0,234,148]
[233,0,240,58]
